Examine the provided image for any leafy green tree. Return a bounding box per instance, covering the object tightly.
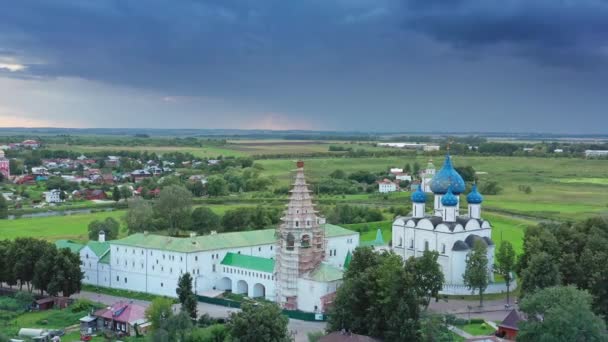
[120,186,133,200]
[413,162,421,175]
[227,302,290,342]
[329,249,420,340]
[479,180,502,195]
[47,248,83,297]
[0,194,7,219]
[32,243,58,295]
[124,198,155,234]
[145,297,174,330]
[520,251,560,296]
[329,169,346,179]
[155,185,192,236]
[112,186,121,202]
[495,241,516,304]
[419,313,455,342]
[463,240,489,307]
[88,217,120,240]
[518,286,607,342]
[163,311,193,341]
[11,238,47,291]
[405,250,444,310]
[176,272,197,319]
[190,207,221,234]
[187,181,206,197]
[0,240,17,287]
[206,175,228,197]
[186,324,228,342]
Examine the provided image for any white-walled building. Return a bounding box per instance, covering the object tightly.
[392,155,495,289]
[419,159,436,193]
[44,189,63,203]
[60,161,359,313]
[378,179,398,193]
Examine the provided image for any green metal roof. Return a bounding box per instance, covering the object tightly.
[55,240,84,254]
[86,241,110,257]
[99,251,111,264]
[344,250,352,270]
[111,224,356,253]
[308,263,343,282]
[220,253,275,273]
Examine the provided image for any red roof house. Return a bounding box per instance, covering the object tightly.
[94,301,149,336]
[496,309,524,340]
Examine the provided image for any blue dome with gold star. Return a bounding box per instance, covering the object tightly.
[411,184,427,203]
[441,186,458,206]
[466,184,483,204]
[430,154,466,194]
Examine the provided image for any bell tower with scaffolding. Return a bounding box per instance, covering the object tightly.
[275,160,326,310]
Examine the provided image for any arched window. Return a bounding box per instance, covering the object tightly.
[286,233,295,251]
[307,220,310,226]
[398,237,403,247]
[410,239,414,248]
[441,244,446,254]
[301,235,310,248]
[295,220,299,228]
[424,241,429,251]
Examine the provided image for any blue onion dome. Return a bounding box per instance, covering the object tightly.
[430,154,466,194]
[467,184,483,204]
[441,186,459,206]
[411,184,427,203]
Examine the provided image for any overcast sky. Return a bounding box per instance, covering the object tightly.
[0,0,607,133]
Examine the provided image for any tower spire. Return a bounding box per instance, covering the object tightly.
[275,161,326,310]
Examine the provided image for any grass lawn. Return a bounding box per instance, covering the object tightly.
[0,204,250,242]
[0,210,126,242]
[0,309,87,338]
[458,322,496,336]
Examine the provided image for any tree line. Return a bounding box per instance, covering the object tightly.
[0,238,83,297]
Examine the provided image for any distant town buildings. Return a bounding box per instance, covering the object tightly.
[378,179,398,193]
[377,142,440,151]
[585,150,608,158]
[43,189,63,203]
[0,150,9,179]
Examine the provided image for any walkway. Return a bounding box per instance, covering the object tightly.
[74,291,325,342]
[429,297,516,322]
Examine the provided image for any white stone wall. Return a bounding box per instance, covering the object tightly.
[218,265,275,301]
[325,234,359,268]
[98,232,355,305]
[297,278,340,313]
[391,216,494,286]
[80,246,110,287]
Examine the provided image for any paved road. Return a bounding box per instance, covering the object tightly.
[75,291,325,342]
[429,297,516,322]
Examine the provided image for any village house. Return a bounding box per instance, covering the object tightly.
[43,189,63,203]
[378,178,398,193]
[93,301,149,336]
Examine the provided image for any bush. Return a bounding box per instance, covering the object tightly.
[71,299,98,313]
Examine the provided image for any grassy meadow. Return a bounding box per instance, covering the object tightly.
[256,156,608,221]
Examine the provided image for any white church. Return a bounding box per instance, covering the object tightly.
[61,161,358,313]
[392,154,495,289]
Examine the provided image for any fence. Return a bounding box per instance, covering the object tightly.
[196,295,327,322]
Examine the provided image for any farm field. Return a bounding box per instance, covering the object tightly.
[256,156,608,221]
[46,143,246,158]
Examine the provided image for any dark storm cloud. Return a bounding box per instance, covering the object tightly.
[403,0,608,68]
[0,0,403,95]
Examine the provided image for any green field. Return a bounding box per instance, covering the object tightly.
[256,156,608,221]
[0,204,248,242]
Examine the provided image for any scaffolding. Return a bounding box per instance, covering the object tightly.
[275,161,326,310]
